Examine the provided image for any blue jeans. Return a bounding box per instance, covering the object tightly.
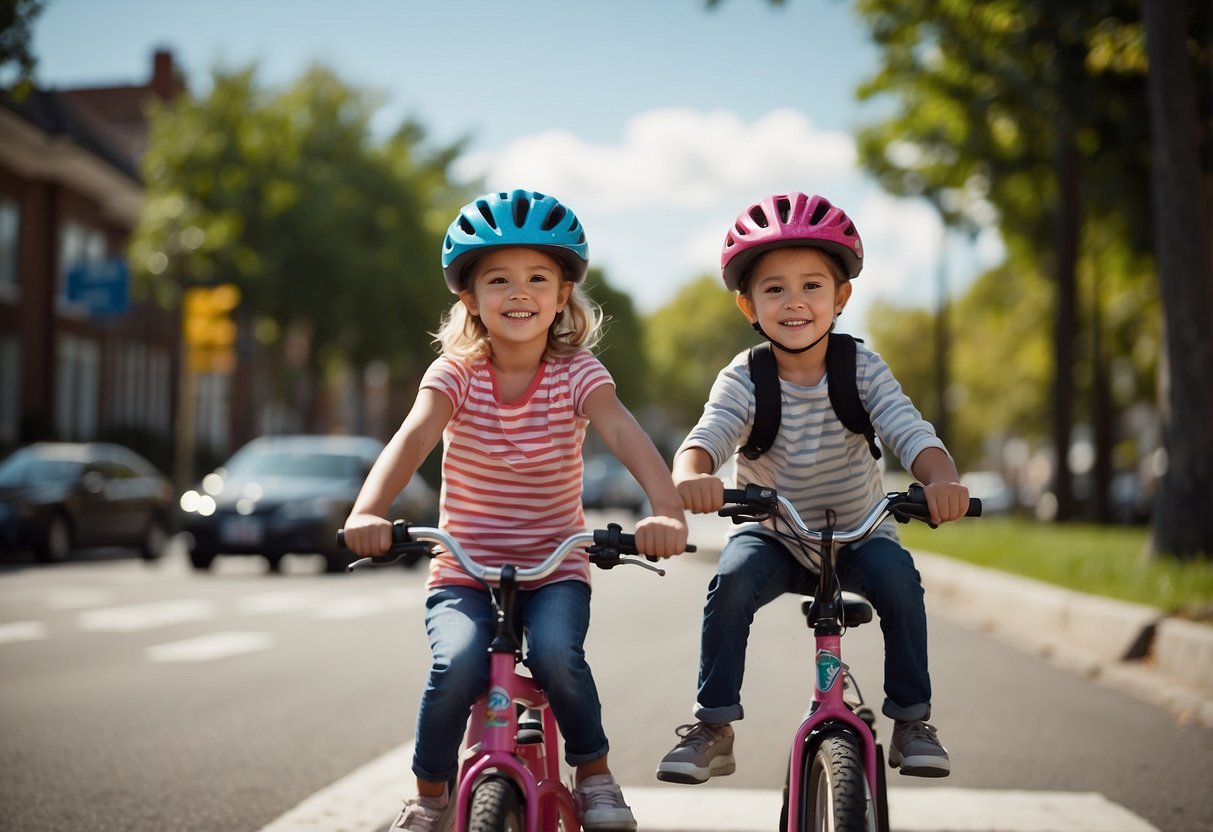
[413,580,608,782]
[695,531,932,724]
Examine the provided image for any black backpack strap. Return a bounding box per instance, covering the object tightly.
[741,342,780,460]
[826,333,882,460]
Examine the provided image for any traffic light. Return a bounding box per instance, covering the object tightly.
[183,284,240,373]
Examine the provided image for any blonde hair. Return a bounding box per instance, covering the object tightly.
[432,280,604,360]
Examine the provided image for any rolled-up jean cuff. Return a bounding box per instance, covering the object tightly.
[565,741,610,768]
[694,702,744,724]
[883,700,930,722]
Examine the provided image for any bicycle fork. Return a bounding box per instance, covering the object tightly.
[784,629,880,830]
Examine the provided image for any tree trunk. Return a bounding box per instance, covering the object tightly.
[1052,124,1081,521]
[1144,0,1213,559]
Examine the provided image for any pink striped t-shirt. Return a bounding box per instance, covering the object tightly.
[419,350,614,590]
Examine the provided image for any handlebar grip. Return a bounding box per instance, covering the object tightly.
[722,488,748,503]
[966,498,983,517]
[335,520,413,550]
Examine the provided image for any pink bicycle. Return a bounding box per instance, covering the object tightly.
[340,521,692,832]
[719,484,980,832]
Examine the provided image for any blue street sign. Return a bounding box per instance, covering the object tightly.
[66,257,130,317]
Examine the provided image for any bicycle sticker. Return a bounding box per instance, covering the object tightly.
[485,686,511,728]
[816,650,842,692]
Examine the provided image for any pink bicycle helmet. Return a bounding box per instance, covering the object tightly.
[720,192,864,291]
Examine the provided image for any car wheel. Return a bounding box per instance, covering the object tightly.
[140,517,170,562]
[35,514,72,563]
[265,553,284,573]
[323,554,347,574]
[189,546,217,571]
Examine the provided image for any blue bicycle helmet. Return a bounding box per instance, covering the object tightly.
[441,189,589,293]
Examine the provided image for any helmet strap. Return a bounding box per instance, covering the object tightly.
[752,321,830,354]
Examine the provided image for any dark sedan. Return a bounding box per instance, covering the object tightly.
[178,434,438,574]
[0,442,175,563]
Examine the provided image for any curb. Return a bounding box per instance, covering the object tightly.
[913,550,1213,727]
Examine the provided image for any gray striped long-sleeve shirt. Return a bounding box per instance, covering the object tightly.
[678,340,948,562]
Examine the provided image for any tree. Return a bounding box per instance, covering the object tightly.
[645,276,757,438]
[0,0,43,98]
[1142,0,1213,557]
[131,65,467,427]
[583,267,649,412]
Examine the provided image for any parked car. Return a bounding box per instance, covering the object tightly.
[0,442,175,563]
[178,434,438,573]
[581,454,648,515]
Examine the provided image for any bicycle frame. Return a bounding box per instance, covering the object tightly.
[454,565,580,832]
[344,522,673,832]
[783,533,880,831]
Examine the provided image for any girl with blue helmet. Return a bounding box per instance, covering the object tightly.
[344,189,688,832]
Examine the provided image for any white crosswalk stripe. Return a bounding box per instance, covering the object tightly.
[77,598,217,632]
[0,620,48,644]
[147,630,276,663]
[254,740,1161,832]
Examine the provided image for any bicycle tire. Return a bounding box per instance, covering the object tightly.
[795,731,871,832]
[468,775,525,832]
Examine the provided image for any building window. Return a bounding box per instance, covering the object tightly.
[57,220,106,315]
[0,335,19,444]
[55,333,99,440]
[0,198,18,301]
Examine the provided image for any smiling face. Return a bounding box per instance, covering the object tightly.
[736,246,852,351]
[459,247,573,351]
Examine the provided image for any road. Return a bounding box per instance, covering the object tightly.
[1,513,1210,832]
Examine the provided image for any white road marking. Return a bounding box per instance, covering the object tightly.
[78,599,216,632]
[237,589,327,615]
[146,630,275,663]
[252,740,1162,832]
[0,620,48,645]
[44,588,115,609]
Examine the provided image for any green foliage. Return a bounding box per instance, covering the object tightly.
[900,516,1212,617]
[130,64,469,382]
[0,0,43,98]
[583,268,648,411]
[644,276,757,431]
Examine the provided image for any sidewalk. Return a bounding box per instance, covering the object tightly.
[914,550,1213,728]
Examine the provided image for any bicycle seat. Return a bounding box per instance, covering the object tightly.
[800,592,873,628]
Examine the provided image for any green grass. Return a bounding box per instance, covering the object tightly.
[899,517,1213,620]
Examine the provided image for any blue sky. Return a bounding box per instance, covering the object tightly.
[31,0,1002,333]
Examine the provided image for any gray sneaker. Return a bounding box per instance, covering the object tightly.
[655,722,736,784]
[389,787,453,832]
[574,774,637,831]
[889,720,950,777]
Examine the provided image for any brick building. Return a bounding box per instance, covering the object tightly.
[0,51,186,472]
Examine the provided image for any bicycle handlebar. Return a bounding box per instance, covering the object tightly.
[720,482,981,544]
[336,522,695,579]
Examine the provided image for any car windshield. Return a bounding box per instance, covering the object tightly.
[0,452,84,486]
[224,450,366,480]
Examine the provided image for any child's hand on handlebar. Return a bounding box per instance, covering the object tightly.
[922,481,971,525]
[675,474,725,514]
[633,513,689,558]
[341,513,394,556]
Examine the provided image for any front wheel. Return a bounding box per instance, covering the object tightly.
[794,731,872,832]
[467,775,524,832]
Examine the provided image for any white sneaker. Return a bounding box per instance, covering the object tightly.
[574,774,637,831]
[389,786,453,832]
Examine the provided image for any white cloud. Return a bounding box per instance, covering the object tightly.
[452,107,1003,337]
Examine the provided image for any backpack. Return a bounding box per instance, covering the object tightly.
[740,332,882,461]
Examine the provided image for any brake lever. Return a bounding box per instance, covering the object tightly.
[718,505,772,524]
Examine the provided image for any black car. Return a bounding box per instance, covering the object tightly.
[178,434,438,573]
[0,442,175,563]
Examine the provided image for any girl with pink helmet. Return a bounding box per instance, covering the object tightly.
[656,191,971,785]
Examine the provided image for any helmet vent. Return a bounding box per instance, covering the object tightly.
[476,200,498,230]
[458,217,475,235]
[775,196,792,223]
[809,199,832,226]
[749,206,769,228]
[513,197,530,228]
[541,205,567,231]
